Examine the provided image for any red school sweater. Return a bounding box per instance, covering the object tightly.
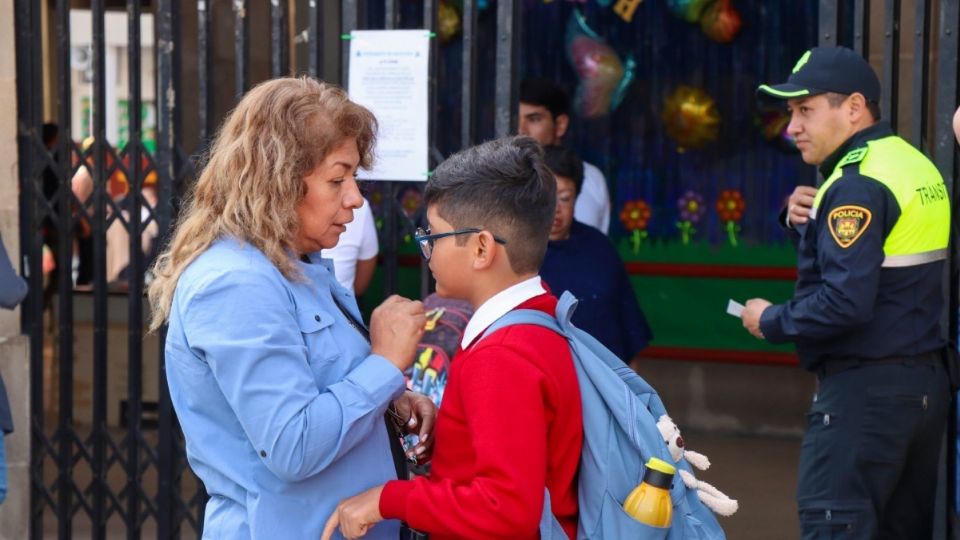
[379,293,584,539]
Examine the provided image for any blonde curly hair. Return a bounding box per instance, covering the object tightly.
[148,77,376,331]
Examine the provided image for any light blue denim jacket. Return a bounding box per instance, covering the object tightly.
[165,238,404,539]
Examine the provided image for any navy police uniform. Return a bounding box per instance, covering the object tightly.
[758,47,952,539]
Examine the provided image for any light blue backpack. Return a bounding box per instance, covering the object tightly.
[481,292,725,540]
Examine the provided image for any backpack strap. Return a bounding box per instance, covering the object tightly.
[539,488,568,540]
[479,292,668,418]
[479,307,562,342]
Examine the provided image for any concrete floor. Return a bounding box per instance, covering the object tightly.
[40,429,802,539]
[687,430,801,540]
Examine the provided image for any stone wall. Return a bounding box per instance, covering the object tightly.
[0,0,29,537]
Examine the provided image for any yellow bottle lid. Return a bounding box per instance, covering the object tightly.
[646,457,677,476]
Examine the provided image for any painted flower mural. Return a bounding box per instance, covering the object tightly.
[676,190,705,245]
[620,198,652,252]
[716,189,746,247]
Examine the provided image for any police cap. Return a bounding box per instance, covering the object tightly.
[757,46,881,102]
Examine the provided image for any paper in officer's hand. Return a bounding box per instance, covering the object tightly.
[726,299,745,318]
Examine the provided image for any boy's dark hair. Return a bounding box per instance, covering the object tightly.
[425,136,556,274]
[542,145,584,195]
[519,78,570,119]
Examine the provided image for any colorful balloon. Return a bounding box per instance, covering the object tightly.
[700,0,742,43]
[755,107,798,153]
[565,10,635,119]
[666,0,714,23]
[438,0,461,44]
[613,0,643,22]
[661,86,721,151]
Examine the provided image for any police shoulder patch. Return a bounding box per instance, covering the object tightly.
[827,205,872,248]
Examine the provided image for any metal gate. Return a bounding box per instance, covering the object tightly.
[14,0,520,537]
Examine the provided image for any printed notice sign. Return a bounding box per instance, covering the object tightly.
[348,30,430,181]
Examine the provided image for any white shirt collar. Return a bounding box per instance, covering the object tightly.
[461,276,547,349]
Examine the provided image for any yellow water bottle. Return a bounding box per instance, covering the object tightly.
[623,457,675,527]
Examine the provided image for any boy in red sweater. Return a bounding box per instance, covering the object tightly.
[322,136,584,540]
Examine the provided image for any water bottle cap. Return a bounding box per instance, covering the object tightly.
[646,457,677,476]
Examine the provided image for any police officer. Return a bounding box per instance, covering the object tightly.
[742,47,952,538]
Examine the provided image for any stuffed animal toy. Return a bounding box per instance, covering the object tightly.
[656,415,739,517]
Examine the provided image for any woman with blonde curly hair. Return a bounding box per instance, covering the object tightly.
[148,77,435,539]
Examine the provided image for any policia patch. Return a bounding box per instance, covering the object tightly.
[827,205,872,248]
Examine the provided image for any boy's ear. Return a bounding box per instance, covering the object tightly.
[471,230,498,271]
[554,113,570,140]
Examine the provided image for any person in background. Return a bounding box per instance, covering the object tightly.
[518,78,611,234]
[40,123,60,302]
[147,77,436,539]
[539,145,652,364]
[71,136,160,285]
[322,196,379,296]
[0,230,24,504]
[955,104,960,149]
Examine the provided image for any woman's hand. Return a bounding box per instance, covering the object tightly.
[321,485,384,540]
[390,391,437,462]
[370,295,426,371]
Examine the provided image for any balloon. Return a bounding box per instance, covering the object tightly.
[613,0,643,22]
[438,0,460,44]
[661,86,720,151]
[755,107,798,153]
[700,0,742,43]
[400,186,423,218]
[565,10,635,119]
[666,0,714,23]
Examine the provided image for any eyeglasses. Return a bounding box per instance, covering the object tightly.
[414,227,507,261]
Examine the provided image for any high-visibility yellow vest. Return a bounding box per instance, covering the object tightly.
[812,135,950,267]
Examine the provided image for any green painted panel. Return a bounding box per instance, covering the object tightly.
[633,275,795,352]
[360,238,800,354]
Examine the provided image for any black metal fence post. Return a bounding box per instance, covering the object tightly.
[461,0,478,150]
[156,0,184,537]
[234,0,250,99]
[853,0,870,56]
[494,0,520,138]
[818,0,840,47]
[272,0,290,78]
[881,0,901,129]
[15,0,43,537]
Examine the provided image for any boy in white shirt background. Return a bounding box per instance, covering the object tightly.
[518,78,611,234]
